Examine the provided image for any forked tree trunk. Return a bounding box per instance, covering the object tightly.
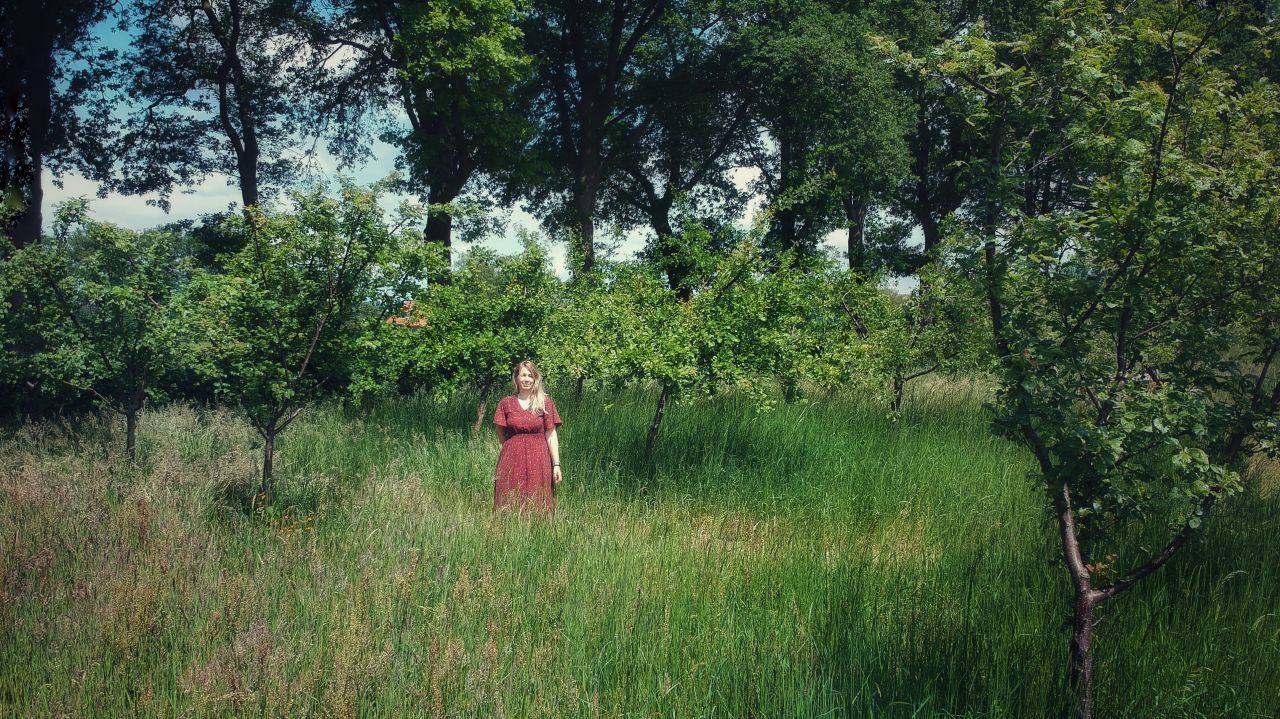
[645,384,670,462]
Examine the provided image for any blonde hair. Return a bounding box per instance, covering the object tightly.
[512,360,548,413]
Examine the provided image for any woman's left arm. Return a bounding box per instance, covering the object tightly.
[547,428,562,484]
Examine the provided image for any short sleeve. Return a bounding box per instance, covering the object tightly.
[493,397,508,428]
[543,397,562,431]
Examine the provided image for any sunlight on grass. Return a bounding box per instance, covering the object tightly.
[1,383,1276,717]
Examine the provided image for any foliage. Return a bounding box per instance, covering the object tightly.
[728,0,910,262]
[0,0,118,249]
[355,233,559,403]
[113,0,321,209]
[0,200,184,455]
[181,181,406,494]
[896,1,1280,714]
[307,0,532,250]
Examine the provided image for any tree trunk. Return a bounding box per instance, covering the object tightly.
[774,135,798,253]
[237,152,259,209]
[260,430,276,501]
[1068,589,1099,719]
[425,174,467,279]
[892,374,905,413]
[574,181,597,273]
[843,195,868,272]
[574,374,584,401]
[651,208,692,301]
[472,377,493,434]
[125,406,139,462]
[6,14,55,250]
[124,379,146,462]
[425,210,454,274]
[983,113,1008,353]
[919,213,940,257]
[645,384,670,462]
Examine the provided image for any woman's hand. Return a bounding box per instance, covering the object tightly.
[553,465,562,484]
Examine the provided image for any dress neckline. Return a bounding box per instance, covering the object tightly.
[514,395,533,412]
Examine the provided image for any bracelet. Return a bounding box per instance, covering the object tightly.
[552,463,560,467]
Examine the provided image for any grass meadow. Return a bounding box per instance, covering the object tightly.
[1,382,1277,718]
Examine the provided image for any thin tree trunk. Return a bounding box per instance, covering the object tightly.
[645,384,670,462]
[1069,589,1099,719]
[892,374,904,413]
[125,379,146,462]
[260,430,276,500]
[472,377,493,434]
[775,135,798,253]
[125,406,139,462]
[843,195,868,272]
[574,375,584,401]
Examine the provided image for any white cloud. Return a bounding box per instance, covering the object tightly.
[43,173,242,229]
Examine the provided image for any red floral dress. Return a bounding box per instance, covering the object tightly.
[492,395,562,511]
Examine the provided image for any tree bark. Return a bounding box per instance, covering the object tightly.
[125,406,139,462]
[260,430,276,500]
[472,377,493,434]
[1069,589,1099,719]
[5,12,55,249]
[774,135,798,253]
[843,195,868,272]
[124,379,146,462]
[574,374,584,401]
[574,174,598,273]
[425,211,454,284]
[645,384,670,462]
[650,206,692,301]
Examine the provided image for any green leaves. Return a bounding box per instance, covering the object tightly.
[187,183,402,435]
[939,1,1277,550]
[0,200,187,453]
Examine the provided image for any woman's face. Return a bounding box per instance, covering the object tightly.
[516,366,536,392]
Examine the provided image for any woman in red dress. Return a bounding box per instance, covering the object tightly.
[492,360,562,511]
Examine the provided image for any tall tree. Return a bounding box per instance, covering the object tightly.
[876,0,1045,262]
[600,0,755,297]
[729,0,909,265]
[513,0,671,273]
[113,0,320,212]
[0,0,116,250]
[307,0,531,267]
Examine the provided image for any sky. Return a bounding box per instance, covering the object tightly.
[43,13,919,291]
[41,158,913,287]
[42,159,921,293]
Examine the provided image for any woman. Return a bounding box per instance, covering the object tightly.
[492,360,563,511]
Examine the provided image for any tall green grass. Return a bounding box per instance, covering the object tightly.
[1,383,1276,717]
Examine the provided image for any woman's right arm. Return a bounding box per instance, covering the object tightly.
[496,426,507,443]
